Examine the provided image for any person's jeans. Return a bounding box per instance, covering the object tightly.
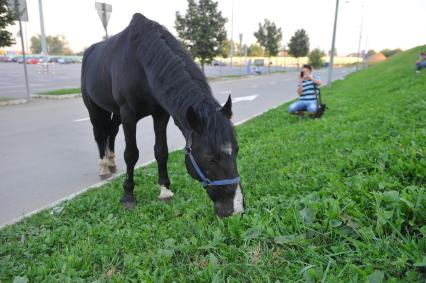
[416,61,426,71]
[288,100,318,113]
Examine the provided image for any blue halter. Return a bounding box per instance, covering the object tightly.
[185,132,240,188]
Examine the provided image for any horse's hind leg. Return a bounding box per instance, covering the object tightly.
[106,113,121,173]
[84,97,112,179]
[153,110,174,201]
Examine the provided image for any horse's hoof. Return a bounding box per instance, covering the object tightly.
[99,158,112,178]
[109,166,117,173]
[120,194,136,209]
[159,186,174,202]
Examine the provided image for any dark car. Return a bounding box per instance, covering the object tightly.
[212,60,226,66]
[48,57,60,63]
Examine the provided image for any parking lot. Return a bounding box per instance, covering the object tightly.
[0,61,289,99]
[0,62,82,99]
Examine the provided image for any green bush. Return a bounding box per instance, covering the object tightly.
[308,48,324,69]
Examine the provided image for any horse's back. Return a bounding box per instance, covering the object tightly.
[82,31,132,114]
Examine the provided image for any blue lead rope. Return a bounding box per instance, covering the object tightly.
[186,147,240,188]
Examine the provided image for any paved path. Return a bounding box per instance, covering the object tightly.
[0,62,289,99]
[0,67,354,227]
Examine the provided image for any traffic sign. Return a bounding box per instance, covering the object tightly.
[95,2,112,37]
[7,0,28,21]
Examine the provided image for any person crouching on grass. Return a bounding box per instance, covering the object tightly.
[288,64,321,117]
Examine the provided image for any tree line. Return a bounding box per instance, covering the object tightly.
[1,0,402,69]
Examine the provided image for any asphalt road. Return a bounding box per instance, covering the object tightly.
[0,67,354,227]
[0,62,287,99]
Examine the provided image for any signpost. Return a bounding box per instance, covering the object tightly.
[7,0,30,98]
[95,2,112,39]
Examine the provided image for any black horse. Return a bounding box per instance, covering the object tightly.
[81,13,244,217]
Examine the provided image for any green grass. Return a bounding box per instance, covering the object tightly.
[0,97,15,102]
[1,46,425,282]
[37,88,81,95]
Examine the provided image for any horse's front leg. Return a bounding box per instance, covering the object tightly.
[120,109,139,208]
[153,111,174,201]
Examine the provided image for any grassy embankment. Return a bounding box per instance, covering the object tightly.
[1,46,425,282]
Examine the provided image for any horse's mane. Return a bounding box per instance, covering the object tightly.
[129,13,236,150]
[129,14,215,120]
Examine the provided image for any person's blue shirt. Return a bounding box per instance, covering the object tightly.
[296,74,320,101]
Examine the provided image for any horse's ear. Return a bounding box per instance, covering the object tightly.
[221,95,233,119]
[186,106,203,134]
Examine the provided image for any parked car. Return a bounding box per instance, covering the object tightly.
[26,57,40,64]
[48,56,60,63]
[323,62,330,68]
[58,57,75,64]
[212,60,226,66]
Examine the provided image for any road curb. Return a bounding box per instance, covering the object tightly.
[0,99,28,107]
[31,93,82,99]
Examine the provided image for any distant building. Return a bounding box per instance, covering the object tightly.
[278,50,288,57]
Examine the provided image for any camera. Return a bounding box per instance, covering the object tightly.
[300,71,304,78]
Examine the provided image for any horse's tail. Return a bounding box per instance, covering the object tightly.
[81,45,96,98]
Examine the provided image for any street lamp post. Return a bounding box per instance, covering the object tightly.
[230,0,234,67]
[356,5,364,71]
[327,0,339,87]
[38,0,48,62]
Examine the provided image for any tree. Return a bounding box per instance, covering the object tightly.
[253,19,282,56]
[380,48,402,58]
[0,0,17,48]
[308,48,324,69]
[247,43,264,57]
[288,29,310,63]
[367,49,376,56]
[30,34,73,55]
[175,0,227,72]
[220,38,231,58]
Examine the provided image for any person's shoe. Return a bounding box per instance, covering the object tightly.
[291,111,304,117]
[416,70,420,74]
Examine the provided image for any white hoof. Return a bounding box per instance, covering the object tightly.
[98,158,111,177]
[159,185,174,200]
[106,151,116,168]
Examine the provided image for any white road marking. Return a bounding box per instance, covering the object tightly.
[74,117,90,122]
[269,81,277,85]
[232,95,258,103]
[250,84,258,88]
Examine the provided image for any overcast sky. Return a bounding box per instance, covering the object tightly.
[5,0,426,55]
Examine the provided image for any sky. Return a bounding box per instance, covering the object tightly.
[5,0,426,56]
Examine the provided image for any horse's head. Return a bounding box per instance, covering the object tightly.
[184,96,245,217]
